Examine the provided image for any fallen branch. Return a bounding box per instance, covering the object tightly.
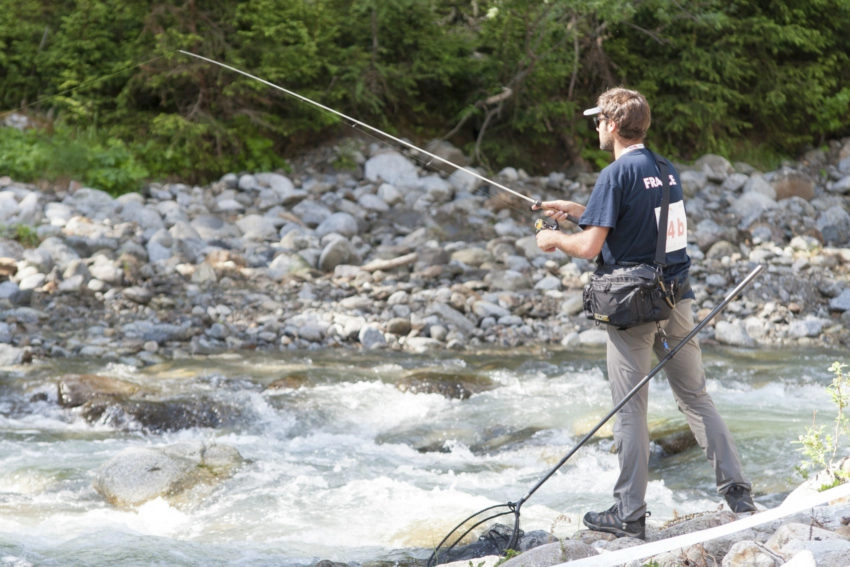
[361,252,417,272]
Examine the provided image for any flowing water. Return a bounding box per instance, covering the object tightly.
[0,345,843,566]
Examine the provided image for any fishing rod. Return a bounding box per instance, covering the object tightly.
[427,263,764,566]
[178,50,576,227]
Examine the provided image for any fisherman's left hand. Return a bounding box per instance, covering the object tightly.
[536,229,560,253]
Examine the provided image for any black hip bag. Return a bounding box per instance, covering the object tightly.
[582,154,678,330]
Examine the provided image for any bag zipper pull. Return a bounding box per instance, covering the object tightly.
[656,322,670,352]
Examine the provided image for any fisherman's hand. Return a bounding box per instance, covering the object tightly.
[533,200,583,223]
[536,229,560,253]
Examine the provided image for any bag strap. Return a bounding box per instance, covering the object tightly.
[653,152,671,267]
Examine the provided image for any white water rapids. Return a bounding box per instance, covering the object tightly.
[0,346,841,565]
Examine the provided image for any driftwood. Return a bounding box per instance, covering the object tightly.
[361,252,418,272]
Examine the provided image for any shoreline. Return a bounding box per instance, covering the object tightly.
[1,136,849,367]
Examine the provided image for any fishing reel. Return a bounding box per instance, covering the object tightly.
[532,199,580,233]
[534,217,560,233]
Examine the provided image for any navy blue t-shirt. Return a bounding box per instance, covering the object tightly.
[580,147,691,284]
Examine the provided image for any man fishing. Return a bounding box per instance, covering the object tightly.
[534,87,756,539]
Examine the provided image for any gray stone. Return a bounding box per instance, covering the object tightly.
[714,320,756,347]
[451,247,492,267]
[721,540,781,567]
[679,169,708,198]
[429,303,477,335]
[488,269,532,291]
[420,174,454,202]
[744,174,776,200]
[358,324,387,349]
[732,191,777,221]
[89,254,124,284]
[236,214,278,241]
[318,238,359,272]
[448,167,481,193]
[65,187,117,220]
[471,300,511,319]
[315,212,359,238]
[357,193,390,212]
[765,523,850,566]
[829,289,850,311]
[364,151,419,188]
[118,197,165,231]
[500,540,597,566]
[93,443,242,508]
[694,154,733,182]
[829,175,850,195]
[816,206,850,246]
[0,344,26,366]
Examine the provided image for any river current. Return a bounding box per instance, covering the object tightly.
[0,345,843,566]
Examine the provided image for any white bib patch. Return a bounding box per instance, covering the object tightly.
[655,200,687,252]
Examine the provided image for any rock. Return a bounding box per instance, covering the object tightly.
[236,214,278,241]
[395,370,496,400]
[315,211,359,238]
[721,540,782,567]
[93,442,242,507]
[694,154,734,183]
[487,269,532,291]
[744,174,776,200]
[0,343,28,366]
[358,324,387,349]
[318,237,359,272]
[765,523,850,566]
[81,396,242,432]
[714,320,756,347]
[122,285,153,304]
[94,446,192,507]
[829,289,850,311]
[500,540,596,566]
[816,205,850,245]
[732,191,777,224]
[66,187,117,220]
[0,134,847,366]
[57,374,140,408]
[771,170,816,201]
[364,151,419,188]
[430,524,554,565]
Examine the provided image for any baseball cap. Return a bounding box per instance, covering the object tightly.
[583,106,602,116]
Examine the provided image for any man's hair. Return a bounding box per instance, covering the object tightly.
[597,88,651,141]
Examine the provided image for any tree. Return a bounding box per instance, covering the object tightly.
[606,0,850,159]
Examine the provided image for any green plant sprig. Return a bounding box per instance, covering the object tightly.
[795,361,850,490]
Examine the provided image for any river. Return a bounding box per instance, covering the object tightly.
[0,345,843,566]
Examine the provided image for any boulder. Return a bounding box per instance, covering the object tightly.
[93,442,243,507]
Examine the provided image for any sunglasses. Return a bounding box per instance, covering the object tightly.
[592,114,608,128]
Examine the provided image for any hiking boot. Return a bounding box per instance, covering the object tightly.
[725,485,756,513]
[583,504,647,539]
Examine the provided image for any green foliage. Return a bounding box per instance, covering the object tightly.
[795,362,850,489]
[0,222,39,248]
[84,137,150,194]
[14,224,40,247]
[493,547,520,565]
[0,224,40,248]
[611,0,850,160]
[0,0,848,187]
[0,125,148,194]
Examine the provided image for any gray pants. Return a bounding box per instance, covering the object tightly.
[605,299,750,521]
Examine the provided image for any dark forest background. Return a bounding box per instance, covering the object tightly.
[1,0,849,193]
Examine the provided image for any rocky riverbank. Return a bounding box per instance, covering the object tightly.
[436,468,850,567]
[1,136,850,367]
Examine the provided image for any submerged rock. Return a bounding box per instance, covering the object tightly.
[93,442,243,508]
